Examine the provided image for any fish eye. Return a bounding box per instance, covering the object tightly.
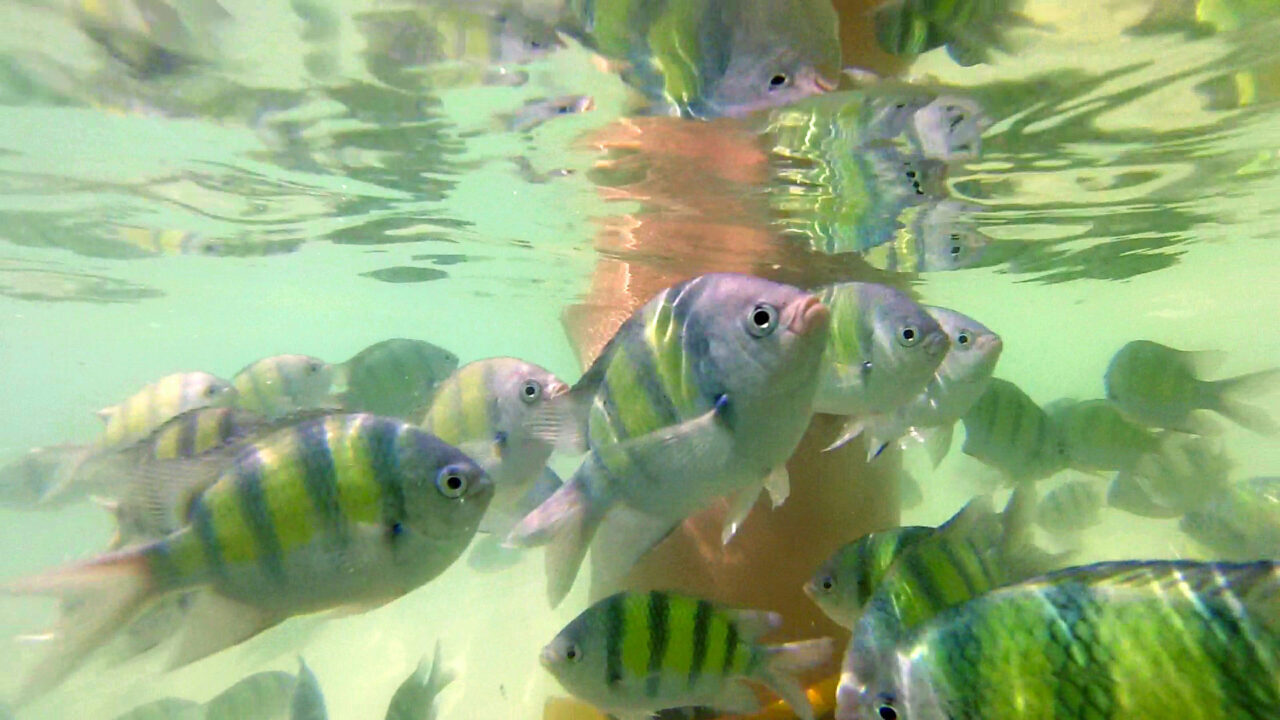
[957,332,971,346]
[565,642,580,661]
[898,326,921,347]
[204,384,220,397]
[746,303,779,337]
[819,575,834,591]
[768,73,789,90]
[436,467,469,498]
[307,360,323,373]
[521,379,543,404]
[878,705,898,720]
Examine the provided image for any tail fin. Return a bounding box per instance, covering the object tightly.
[757,637,835,720]
[3,547,157,703]
[1212,368,1280,435]
[0,443,97,510]
[1000,482,1072,579]
[526,388,587,454]
[506,474,606,607]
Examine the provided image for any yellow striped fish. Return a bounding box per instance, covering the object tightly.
[96,371,238,449]
[2,413,491,702]
[420,357,577,535]
[541,590,833,719]
[853,560,1280,720]
[231,354,336,420]
[960,377,1067,482]
[508,274,830,607]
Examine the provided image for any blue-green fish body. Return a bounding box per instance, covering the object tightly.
[541,590,833,719]
[804,525,935,629]
[1046,398,1161,473]
[1104,339,1279,436]
[419,356,578,534]
[509,274,831,605]
[961,378,1067,482]
[385,641,456,720]
[559,0,841,117]
[4,413,491,700]
[1107,431,1232,519]
[1181,476,1280,560]
[855,560,1280,720]
[204,670,297,720]
[814,282,949,419]
[337,338,460,419]
[231,355,335,420]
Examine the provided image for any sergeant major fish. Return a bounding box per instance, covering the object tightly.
[961,378,1067,482]
[2,413,491,702]
[508,273,830,606]
[231,355,336,420]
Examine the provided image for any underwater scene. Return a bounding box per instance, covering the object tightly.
[1,0,1280,718]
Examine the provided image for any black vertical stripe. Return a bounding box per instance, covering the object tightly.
[689,599,711,689]
[365,417,407,527]
[297,419,345,547]
[189,495,226,580]
[178,411,198,458]
[604,593,625,687]
[235,451,287,582]
[646,592,670,697]
[216,408,234,450]
[722,621,739,675]
[856,536,876,606]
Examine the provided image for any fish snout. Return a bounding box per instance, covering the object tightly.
[789,294,830,336]
[538,643,558,669]
[546,380,571,399]
[978,333,1004,354]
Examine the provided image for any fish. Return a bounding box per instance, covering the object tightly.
[1107,431,1232,519]
[833,305,1002,460]
[508,273,831,606]
[860,200,990,274]
[336,339,460,420]
[835,486,1066,716]
[502,95,595,132]
[851,560,1280,720]
[204,670,297,720]
[111,697,203,720]
[1181,477,1280,560]
[540,590,833,720]
[419,357,579,535]
[231,355,336,420]
[907,94,990,161]
[812,282,949,420]
[960,378,1068,482]
[2,413,492,701]
[1104,339,1280,436]
[557,0,842,117]
[290,658,327,720]
[385,641,456,720]
[0,444,101,510]
[96,372,239,449]
[1046,398,1161,473]
[1035,478,1104,535]
[872,0,1032,67]
[803,525,935,629]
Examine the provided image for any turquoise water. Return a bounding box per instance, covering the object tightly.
[1,0,1279,718]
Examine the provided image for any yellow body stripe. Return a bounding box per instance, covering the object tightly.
[329,416,380,524]
[663,596,698,676]
[621,593,652,678]
[193,409,226,454]
[258,440,317,552]
[701,614,730,678]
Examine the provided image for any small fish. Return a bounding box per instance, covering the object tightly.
[813,282,949,420]
[541,590,833,719]
[850,560,1280,720]
[509,274,831,606]
[385,641,456,720]
[872,0,1031,66]
[419,357,578,535]
[1035,478,1104,535]
[204,669,297,720]
[1104,339,1280,436]
[96,371,239,449]
[960,378,1067,482]
[0,445,98,509]
[1181,477,1280,561]
[558,0,841,117]
[804,525,935,629]
[336,338,460,419]
[1108,431,1232,519]
[861,200,989,274]
[1046,398,1161,473]
[907,94,989,161]
[3,413,492,701]
[503,95,595,132]
[290,658,327,720]
[835,486,1066,716]
[231,355,336,420]
[111,697,203,720]
[836,305,1002,460]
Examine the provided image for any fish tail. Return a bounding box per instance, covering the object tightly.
[526,388,587,454]
[1211,368,1280,435]
[505,474,604,607]
[1001,481,1072,576]
[757,637,835,720]
[3,546,159,703]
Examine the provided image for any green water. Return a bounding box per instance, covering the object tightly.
[1,0,1279,718]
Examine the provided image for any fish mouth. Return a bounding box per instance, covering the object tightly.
[538,644,556,669]
[977,334,1004,354]
[789,294,830,335]
[801,580,817,599]
[815,73,839,92]
[546,380,571,399]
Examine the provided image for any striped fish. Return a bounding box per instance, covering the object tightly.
[861,200,989,274]
[961,377,1067,482]
[231,355,336,420]
[1181,476,1280,561]
[96,371,238,449]
[1046,399,1160,473]
[854,560,1280,720]
[836,486,1066,716]
[420,357,577,535]
[337,338,459,420]
[1035,478,1104,535]
[1109,431,1231,519]
[508,274,830,606]
[541,590,833,719]
[804,525,935,629]
[813,282,949,421]
[3,413,491,702]
[872,0,1027,67]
